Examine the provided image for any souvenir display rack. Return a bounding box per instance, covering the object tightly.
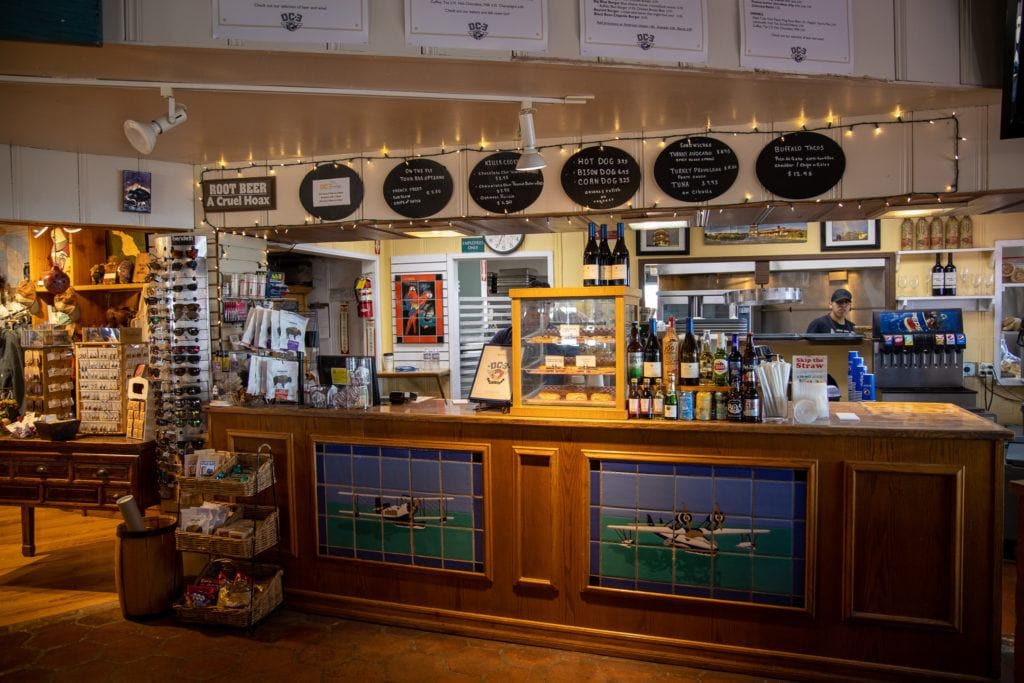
[21,328,74,417]
[75,342,148,434]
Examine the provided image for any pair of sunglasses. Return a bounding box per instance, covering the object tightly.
[171,260,198,271]
[172,248,199,259]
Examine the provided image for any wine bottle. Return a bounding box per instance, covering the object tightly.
[598,224,613,286]
[628,378,641,419]
[727,333,742,387]
[640,379,653,419]
[712,333,728,386]
[626,322,643,382]
[943,252,957,296]
[582,222,599,287]
[610,222,630,287]
[660,316,679,391]
[931,253,944,296]
[698,330,714,385]
[663,373,678,420]
[741,331,758,389]
[652,382,664,419]
[679,318,699,386]
[642,318,662,384]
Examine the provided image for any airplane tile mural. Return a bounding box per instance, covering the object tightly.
[589,461,808,607]
[316,442,485,573]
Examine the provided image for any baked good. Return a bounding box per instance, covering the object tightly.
[589,388,614,403]
[566,390,588,402]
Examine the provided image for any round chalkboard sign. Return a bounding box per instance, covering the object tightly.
[755,131,845,200]
[383,158,454,218]
[299,163,364,221]
[654,136,739,202]
[560,145,641,210]
[468,152,544,214]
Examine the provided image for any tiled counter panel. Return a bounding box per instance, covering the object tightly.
[206,403,1008,681]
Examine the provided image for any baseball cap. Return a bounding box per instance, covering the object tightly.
[831,288,853,303]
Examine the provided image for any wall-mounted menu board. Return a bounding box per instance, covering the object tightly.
[299,164,364,221]
[755,131,845,199]
[653,136,739,202]
[383,158,454,218]
[468,152,544,214]
[560,145,641,209]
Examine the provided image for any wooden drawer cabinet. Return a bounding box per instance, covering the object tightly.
[0,436,157,556]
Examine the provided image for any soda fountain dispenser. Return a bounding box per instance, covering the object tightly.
[871,309,975,408]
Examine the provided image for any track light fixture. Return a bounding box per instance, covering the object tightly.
[124,87,188,155]
[515,101,546,172]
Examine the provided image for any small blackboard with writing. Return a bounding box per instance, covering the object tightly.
[560,145,641,209]
[755,131,845,199]
[299,164,364,221]
[383,159,454,218]
[468,152,544,214]
[653,136,739,202]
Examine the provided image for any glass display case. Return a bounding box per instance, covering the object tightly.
[995,239,1024,385]
[511,286,638,420]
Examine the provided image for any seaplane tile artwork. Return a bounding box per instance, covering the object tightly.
[315,442,485,573]
[589,460,807,607]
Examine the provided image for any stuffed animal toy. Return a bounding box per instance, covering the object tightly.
[14,279,40,316]
[52,287,80,338]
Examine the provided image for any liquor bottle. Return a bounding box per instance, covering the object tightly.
[727,333,742,387]
[628,378,641,419]
[598,224,613,286]
[698,330,714,385]
[610,222,630,286]
[679,318,699,386]
[642,318,662,385]
[582,222,599,287]
[663,373,678,420]
[741,331,758,385]
[626,322,643,382]
[726,380,744,422]
[931,253,944,296]
[660,316,679,392]
[640,379,653,419]
[743,372,762,423]
[652,383,664,419]
[712,333,728,386]
[943,253,957,296]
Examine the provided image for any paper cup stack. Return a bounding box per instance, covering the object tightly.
[756,359,792,419]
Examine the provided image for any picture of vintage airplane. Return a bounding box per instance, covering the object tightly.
[607,505,770,555]
[340,495,454,529]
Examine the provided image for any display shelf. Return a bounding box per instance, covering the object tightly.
[525,367,616,376]
[1003,283,1024,289]
[35,283,145,294]
[896,295,994,311]
[894,247,993,269]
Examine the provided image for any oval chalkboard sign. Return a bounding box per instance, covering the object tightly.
[383,158,454,218]
[560,145,641,210]
[654,136,739,202]
[468,152,544,214]
[755,131,845,199]
[299,163,364,221]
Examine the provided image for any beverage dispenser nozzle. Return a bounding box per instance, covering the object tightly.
[944,333,956,368]
[893,335,905,369]
[954,333,966,369]
[881,335,894,369]
[933,333,945,368]
[904,334,916,368]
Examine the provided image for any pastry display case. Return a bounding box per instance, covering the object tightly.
[511,286,639,420]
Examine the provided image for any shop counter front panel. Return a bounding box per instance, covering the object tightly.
[315,441,485,574]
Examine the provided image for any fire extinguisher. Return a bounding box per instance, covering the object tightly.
[355,275,373,319]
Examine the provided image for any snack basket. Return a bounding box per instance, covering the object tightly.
[178,451,275,497]
[174,505,279,558]
[173,562,283,627]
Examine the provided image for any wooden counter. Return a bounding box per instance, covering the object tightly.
[207,402,1009,681]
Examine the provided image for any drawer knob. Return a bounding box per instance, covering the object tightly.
[35,465,48,475]
[96,468,109,478]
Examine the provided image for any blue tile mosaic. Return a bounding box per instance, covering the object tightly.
[589,459,808,609]
[316,441,485,575]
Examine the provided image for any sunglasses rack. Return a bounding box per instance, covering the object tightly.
[145,234,213,499]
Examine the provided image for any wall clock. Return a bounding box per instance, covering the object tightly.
[484,234,524,254]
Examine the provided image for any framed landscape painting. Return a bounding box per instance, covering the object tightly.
[820,220,881,251]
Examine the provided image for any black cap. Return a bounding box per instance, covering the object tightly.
[831,288,853,303]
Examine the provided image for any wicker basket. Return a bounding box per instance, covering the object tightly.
[175,506,279,558]
[173,564,283,627]
[179,452,275,497]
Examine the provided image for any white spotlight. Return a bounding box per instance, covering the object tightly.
[124,91,188,155]
[515,101,546,172]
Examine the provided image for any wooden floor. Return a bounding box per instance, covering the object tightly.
[0,506,121,627]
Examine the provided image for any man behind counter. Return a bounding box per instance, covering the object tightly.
[806,288,856,334]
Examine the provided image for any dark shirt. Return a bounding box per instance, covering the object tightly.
[489,327,513,346]
[806,315,856,334]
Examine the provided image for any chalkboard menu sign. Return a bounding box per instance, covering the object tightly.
[755,131,845,199]
[560,145,641,209]
[468,152,544,214]
[653,136,739,202]
[383,159,454,218]
[299,164,364,221]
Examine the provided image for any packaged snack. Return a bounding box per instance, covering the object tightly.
[958,216,973,248]
[899,218,914,249]
[914,218,930,250]
[184,583,218,608]
[929,217,944,249]
[943,217,960,248]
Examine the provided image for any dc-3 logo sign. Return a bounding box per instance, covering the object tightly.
[636,33,655,50]
[790,45,807,62]
[280,12,303,32]
[468,22,488,40]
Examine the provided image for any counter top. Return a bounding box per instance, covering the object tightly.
[207,400,1011,441]
[754,332,866,343]
[0,435,154,452]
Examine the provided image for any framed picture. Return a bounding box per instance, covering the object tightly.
[394,273,445,344]
[704,224,808,245]
[122,170,152,213]
[819,220,881,251]
[469,344,512,405]
[635,227,690,256]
